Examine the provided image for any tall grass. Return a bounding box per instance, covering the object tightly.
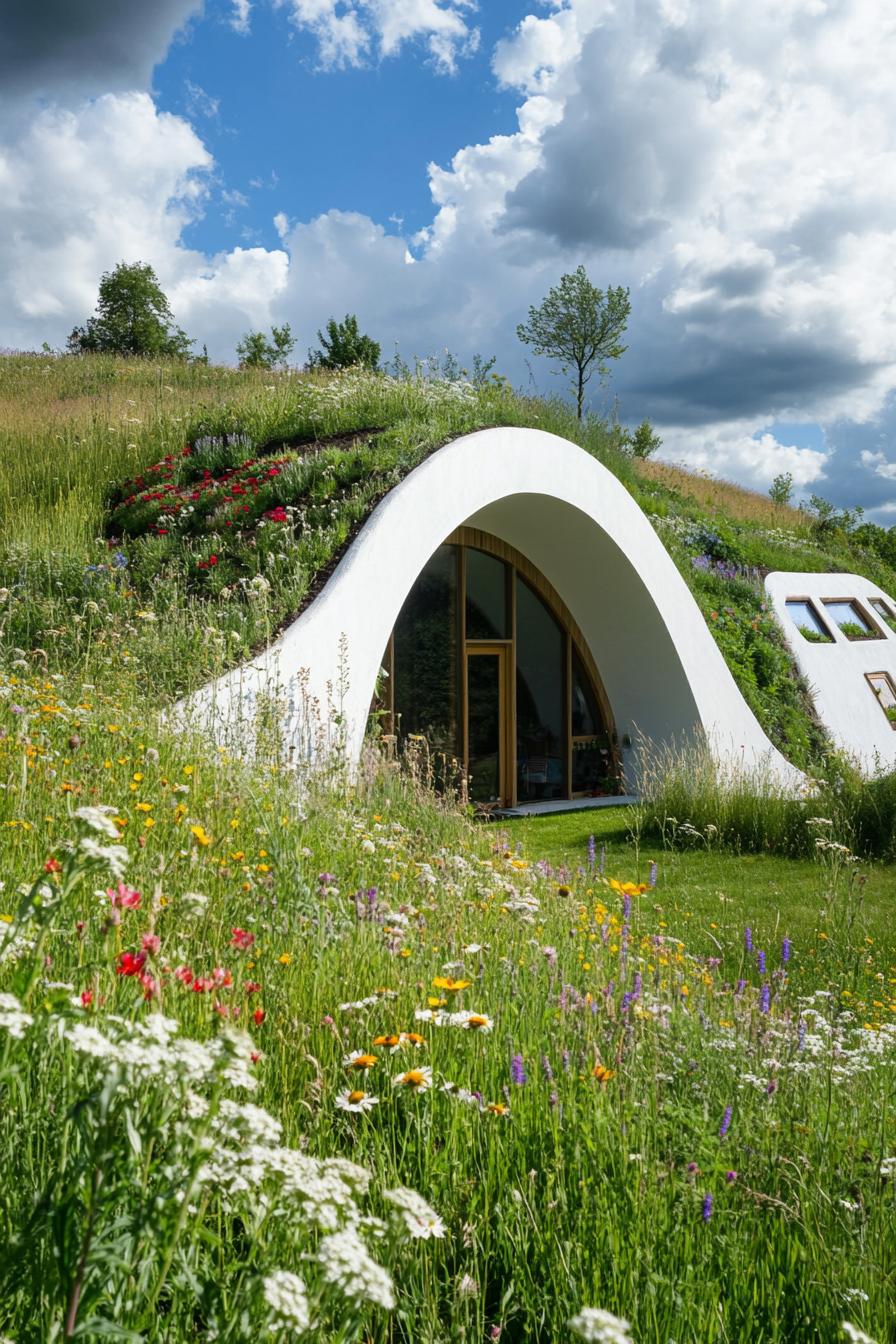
[0,670,894,1340]
[634,737,896,860]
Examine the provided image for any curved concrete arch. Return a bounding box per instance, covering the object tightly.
[182,427,801,787]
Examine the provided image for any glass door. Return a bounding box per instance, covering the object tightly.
[466,646,509,805]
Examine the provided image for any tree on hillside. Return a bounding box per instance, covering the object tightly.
[68,261,192,358]
[516,266,630,420]
[768,472,794,506]
[307,315,380,371]
[625,419,662,459]
[235,324,295,370]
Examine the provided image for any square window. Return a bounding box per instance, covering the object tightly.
[822,599,882,641]
[866,672,896,729]
[785,598,833,643]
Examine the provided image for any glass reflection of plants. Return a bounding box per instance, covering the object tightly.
[393,545,459,780]
[797,624,830,644]
[571,651,617,794]
[869,598,896,633]
[466,653,502,803]
[516,576,565,801]
[465,548,508,640]
[823,600,879,640]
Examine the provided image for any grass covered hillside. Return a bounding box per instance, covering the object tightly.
[1,354,895,1341]
[3,351,896,765]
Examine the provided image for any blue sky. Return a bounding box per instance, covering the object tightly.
[155,1,525,256]
[3,0,896,516]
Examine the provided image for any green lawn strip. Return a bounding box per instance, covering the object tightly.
[501,808,896,959]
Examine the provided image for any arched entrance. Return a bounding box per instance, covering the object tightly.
[377,528,619,807]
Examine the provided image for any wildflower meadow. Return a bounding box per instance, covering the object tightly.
[0,356,894,1341]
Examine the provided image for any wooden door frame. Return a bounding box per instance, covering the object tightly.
[464,642,514,807]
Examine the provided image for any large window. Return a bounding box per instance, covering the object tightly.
[383,534,617,806]
[392,544,459,758]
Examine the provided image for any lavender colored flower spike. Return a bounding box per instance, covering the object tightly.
[735,978,747,996]
[797,1019,807,1051]
[702,1192,714,1222]
[648,859,658,888]
[781,938,791,964]
[511,1054,527,1086]
[744,927,753,953]
[541,1053,554,1082]
[587,834,596,869]
[757,950,766,974]
[719,1105,732,1139]
[760,984,771,1014]
[632,972,642,999]
[623,894,632,921]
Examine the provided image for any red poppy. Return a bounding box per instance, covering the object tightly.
[116,950,147,977]
[253,1008,265,1027]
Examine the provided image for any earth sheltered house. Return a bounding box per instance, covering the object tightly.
[182,426,807,807]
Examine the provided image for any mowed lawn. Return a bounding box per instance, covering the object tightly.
[502,805,896,969]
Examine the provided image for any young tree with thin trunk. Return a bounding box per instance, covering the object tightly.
[516,266,630,420]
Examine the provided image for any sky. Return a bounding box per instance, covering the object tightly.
[3,0,896,516]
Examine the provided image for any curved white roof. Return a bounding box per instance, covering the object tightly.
[181,427,801,788]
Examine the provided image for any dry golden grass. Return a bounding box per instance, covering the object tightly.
[635,455,809,532]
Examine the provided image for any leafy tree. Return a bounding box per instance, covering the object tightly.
[769,472,794,506]
[235,324,295,370]
[626,419,662,459]
[307,315,380,371]
[516,266,630,419]
[68,262,192,357]
[805,493,863,539]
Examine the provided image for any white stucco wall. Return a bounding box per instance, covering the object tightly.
[765,571,896,771]
[179,427,801,788]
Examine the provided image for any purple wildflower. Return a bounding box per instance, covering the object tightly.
[587,834,596,869]
[766,1078,778,1095]
[744,927,753,953]
[510,1054,527,1086]
[623,894,632,921]
[757,950,766,974]
[541,1054,554,1082]
[797,1020,807,1051]
[702,1192,713,1222]
[735,978,747,996]
[781,938,791,964]
[620,992,634,1013]
[648,859,658,888]
[549,1090,559,1108]
[719,1105,732,1139]
[632,972,642,999]
[725,1170,737,1183]
[760,984,771,1014]
[561,1049,571,1073]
